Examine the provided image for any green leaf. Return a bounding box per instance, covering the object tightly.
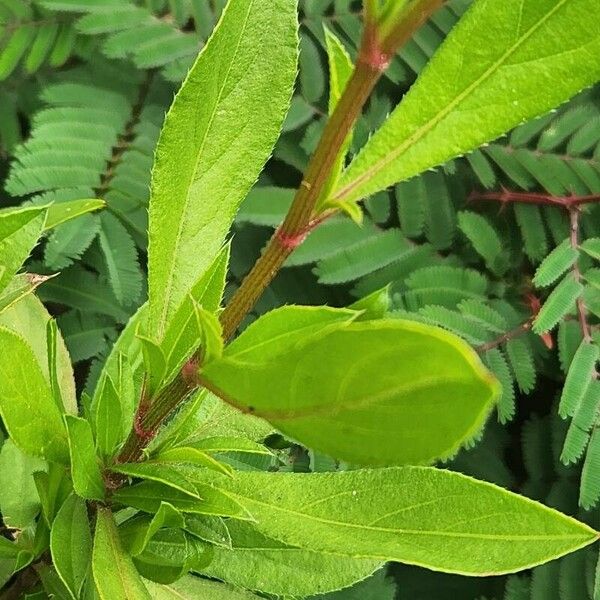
[183,515,231,548]
[581,238,600,261]
[98,212,142,307]
[581,427,600,509]
[485,348,515,424]
[139,334,168,397]
[134,528,212,584]
[112,462,202,499]
[112,479,250,520]
[0,273,53,316]
[335,0,600,205]
[160,245,230,383]
[0,327,68,463]
[199,520,382,597]
[51,494,93,599]
[349,286,391,320]
[44,199,105,231]
[196,305,224,363]
[505,338,536,394]
[92,507,151,600]
[155,447,233,477]
[0,205,46,295]
[44,214,100,270]
[219,305,358,360]
[236,187,293,227]
[151,391,273,454]
[0,440,45,529]
[458,211,507,275]
[200,307,499,466]
[46,319,63,412]
[64,416,105,501]
[533,239,579,288]
[144,576,259,599]
[34,463,73,527]
[36,564,73,600]
[533,275,584,334]
[120,502,184,557]
[317,27,355,214]
[147,0,298,340]
[0,293,77,414]
[93,374,124,460]
[186,437,272,456]
[201,467,599,576]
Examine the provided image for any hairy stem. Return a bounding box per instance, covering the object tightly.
[476,319,533,353]
[114,0,445,465]
[117,367,197,464]
[219,63,379,341]
[220,0,444,341]
[469,189,600,208]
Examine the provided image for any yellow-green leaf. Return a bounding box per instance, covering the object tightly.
[147,0,298,340]
[200,467,599,576]
[200,306,498,466]
[336,0,600,205]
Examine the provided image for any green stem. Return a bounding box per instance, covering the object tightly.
[220,62,380,340]
[113,0,445,465]
[220,0,445,341]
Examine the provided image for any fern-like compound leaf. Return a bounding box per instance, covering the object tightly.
[558,341,599,418]
[533,275,583,335]
[485,348,516,424]
[533,239,579,289]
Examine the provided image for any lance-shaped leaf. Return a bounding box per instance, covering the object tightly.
[93,366,132,460]
[0,205,46,295]
[43,199,105,231]
[120,502,184,557]
[134,528,212,585]
[147,0,298,340]
[317,27,355,217]
[0,327,68,463]
[200,307,498,466]
[50,494,93,599]
[199,468,599,576]
[159,244,230,383]
[0,273,53,316]
[93,508,151,600]
[64,416,105,501]
[0,293,77,414]
[198,520,383,597]
[144,576,259,600]
[0,440,45,529]
[335,0,600,206]
[112,479,250,520]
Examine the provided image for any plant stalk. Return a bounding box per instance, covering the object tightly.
[114,0,445,464]
[470,189,600,208]
[220,0,444,341]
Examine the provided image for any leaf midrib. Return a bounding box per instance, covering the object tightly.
[334,0,571,204]
[235,494,591,543]
[205,372,475,421]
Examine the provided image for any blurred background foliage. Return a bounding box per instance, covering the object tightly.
[1,0,600,597]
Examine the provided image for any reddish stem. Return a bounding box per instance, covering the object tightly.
[113,0,446,466]
[220,0,444,342]
[476,319,533,353]
[469,188,600,208]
